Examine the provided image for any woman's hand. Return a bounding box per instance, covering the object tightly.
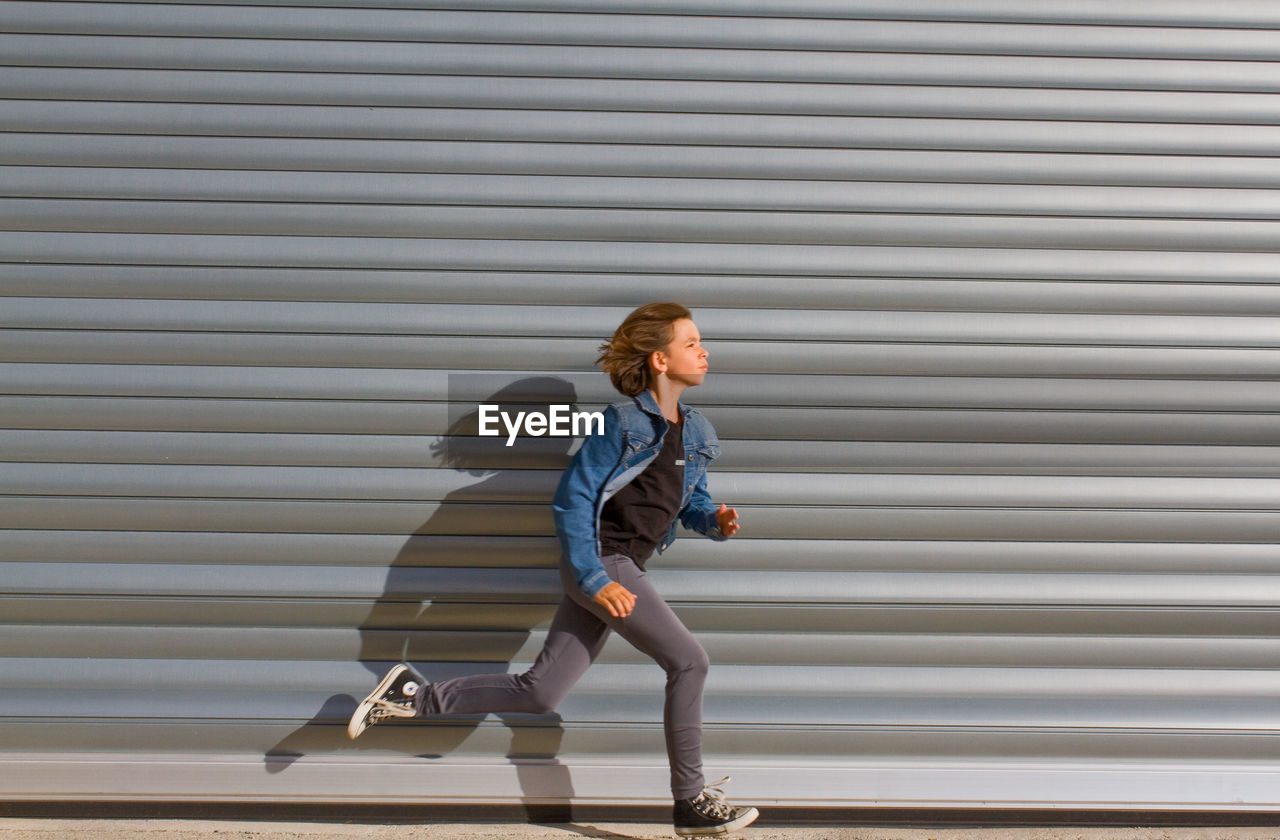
[716,503,740,537]
[592,581,637,619]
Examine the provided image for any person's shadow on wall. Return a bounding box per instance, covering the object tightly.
[265,377,586,822]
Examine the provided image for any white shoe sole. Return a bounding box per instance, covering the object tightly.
[675,805,759,836]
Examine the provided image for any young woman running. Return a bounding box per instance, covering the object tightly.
[348,302,759,836]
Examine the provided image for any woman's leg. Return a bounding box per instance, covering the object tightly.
[569,554,709,800]
[424,573,611,716]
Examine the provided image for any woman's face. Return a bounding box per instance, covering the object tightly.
[658,318,709,387]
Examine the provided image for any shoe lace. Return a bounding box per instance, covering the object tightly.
[368,697,414,721]
[692,776,735,821]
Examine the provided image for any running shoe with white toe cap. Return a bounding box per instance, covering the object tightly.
[348,663,426,739]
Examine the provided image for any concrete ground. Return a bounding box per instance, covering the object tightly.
[3,821,1280,840]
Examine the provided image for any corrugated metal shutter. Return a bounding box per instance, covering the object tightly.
[3,0,1280,810]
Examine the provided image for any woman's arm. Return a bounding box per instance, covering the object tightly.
[551,404,624,599]
[677,466,735,540]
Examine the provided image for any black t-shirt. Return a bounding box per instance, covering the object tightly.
[598,415,684,565]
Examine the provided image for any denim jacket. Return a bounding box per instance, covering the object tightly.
[552,389,725,598]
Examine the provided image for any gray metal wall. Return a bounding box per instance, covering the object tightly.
[3,0,1280,810]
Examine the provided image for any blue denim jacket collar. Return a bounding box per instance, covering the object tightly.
[627,389,713,444]
[633,388,680,424]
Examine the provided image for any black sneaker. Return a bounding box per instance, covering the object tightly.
[673,776,759,836]
[347,663,426,739]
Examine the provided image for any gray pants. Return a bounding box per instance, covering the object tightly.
[419,553,709,799]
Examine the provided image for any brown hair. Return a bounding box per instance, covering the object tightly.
[596,302,692,396]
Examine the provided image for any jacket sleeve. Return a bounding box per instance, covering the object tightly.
[551,404,623,598]
[678,464,727,541]
[677,413,727,541]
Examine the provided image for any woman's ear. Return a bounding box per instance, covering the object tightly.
[649,349,667,374]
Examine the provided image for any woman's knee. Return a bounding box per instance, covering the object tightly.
[669,642,710,678]
[693,644,710,675]
[519,673,566,715]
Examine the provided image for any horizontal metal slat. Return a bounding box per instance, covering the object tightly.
[0,398,1273,448]
[9,429,1280,478]
[7,397,1280,446]
[655,538,1280,576]
[12,168,1280,220]
[0,331,590,371]
[5,659,1280,728]
[7,686,1277,731]
[16,199,1280,251]
[0,463,564,502]
[7,658,1280,702]
[0,498,549,537]
[4,4,1279,59]
[8,594,1279,641]
[0,596,557,633]
[8,331,1280,380]
[0,429,454,468]
[0,396,453,435]
[9,529,1280,574]
[10,624,1280,669]
[0,562,545,601]
[10,35,1280,93]
[9,561,1274,605]
[8,299,1280,346]
[716,407,1280,445]
[13,106,1280,156]
[6,266,1280,315]
[712,440,1280,476]
[14,233,1280,282]
[15,135,1280,192]
[298,0,1280,29]
[13,728,1275,781]
[37,728,1280,776]
[6,737,1279,800]
[5,498,1280,541]
[7,751,1280,810]
[8,464,1280,511]
[0,530,557,568]
[0,725,619,767]
[10,727,1269,778]
[10,69,1280,123]
[7,365,1280,412]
